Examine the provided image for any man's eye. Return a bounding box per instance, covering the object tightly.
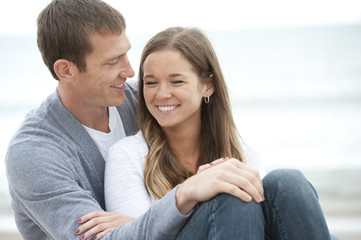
[106,59,120,65]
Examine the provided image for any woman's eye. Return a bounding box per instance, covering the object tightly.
[144,81,157,86]
[172,80,184,85]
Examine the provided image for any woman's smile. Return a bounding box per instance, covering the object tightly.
[157,105,179,112]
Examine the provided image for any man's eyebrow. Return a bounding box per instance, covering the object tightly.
[105,55,122,62]
[105,45,132,62]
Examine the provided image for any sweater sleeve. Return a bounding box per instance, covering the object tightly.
[7,140,191,240]
[6,141,105,239]
[105,186,191,240]
[105,132,155,217]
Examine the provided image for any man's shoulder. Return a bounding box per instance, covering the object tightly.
[7,90,84,158]
[124,80,138,104]
[116,80,139,135]
[8,92,57,142]
[125,80,137,92]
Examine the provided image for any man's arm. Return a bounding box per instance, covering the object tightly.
[104,186,190,239]
[79,158,264,239]
[7,141,191,240]
[6,141,105,239]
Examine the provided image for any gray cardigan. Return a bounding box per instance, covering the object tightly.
[6,81,189,239]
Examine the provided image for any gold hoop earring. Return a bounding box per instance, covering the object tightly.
[204,96,210,103]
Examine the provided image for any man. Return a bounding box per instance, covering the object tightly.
[5,0,185,239]
[5,0,265,239]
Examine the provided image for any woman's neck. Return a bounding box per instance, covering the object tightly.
[165,127,200,174]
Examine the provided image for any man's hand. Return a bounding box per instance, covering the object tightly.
[76,211,134,239]
[176,158,264,215]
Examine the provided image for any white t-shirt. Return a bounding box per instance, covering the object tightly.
[83,106,126,160]
[104,131,266,218]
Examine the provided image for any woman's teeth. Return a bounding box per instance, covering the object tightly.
[158,106,177,112]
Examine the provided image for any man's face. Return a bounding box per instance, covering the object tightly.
[73,31,134,109]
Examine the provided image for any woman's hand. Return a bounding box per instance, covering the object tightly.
[75,211,134,239]
[197,157,229,174]
[176,158,264,215]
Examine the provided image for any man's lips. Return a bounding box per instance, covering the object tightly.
[111,83,124,89]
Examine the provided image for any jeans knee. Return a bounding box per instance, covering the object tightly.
[263,169,318,201]
[213,193,263,218]
[189,194,264,239]
[264,169,305,189]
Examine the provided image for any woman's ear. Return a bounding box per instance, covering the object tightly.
[53,59,77,82]
[204,74,215,97]
[205,81,215,97]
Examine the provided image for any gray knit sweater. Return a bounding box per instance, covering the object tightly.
[5,81,189,239]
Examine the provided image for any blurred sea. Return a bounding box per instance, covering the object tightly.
[1,24,361,239]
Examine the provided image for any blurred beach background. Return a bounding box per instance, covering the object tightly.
[1,0,361,239]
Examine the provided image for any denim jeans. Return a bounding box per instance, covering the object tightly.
[175,169,339,240]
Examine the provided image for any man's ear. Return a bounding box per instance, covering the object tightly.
[53,59,77,82]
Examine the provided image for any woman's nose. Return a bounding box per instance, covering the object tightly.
[156,84,172,99]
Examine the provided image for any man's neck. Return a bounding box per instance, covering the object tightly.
[78,107,110,133]
[58,87,110,133]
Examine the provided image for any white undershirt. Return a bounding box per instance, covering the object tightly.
[83,106,126,160]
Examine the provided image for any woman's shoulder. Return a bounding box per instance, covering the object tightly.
[242,144,267,179]
[107,131,148,164]
[110,131,145,149]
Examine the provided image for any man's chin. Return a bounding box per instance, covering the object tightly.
[109,97,126,107]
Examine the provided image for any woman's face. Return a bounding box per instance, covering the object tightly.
[142,49,211,131]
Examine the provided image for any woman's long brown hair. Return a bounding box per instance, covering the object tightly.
[138,27,243,199]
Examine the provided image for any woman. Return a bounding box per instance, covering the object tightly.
[104,27,335,239]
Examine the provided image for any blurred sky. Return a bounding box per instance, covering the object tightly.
[0,0,361,36]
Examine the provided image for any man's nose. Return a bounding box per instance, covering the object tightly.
[120,57,135,78]
[120,68,135,78]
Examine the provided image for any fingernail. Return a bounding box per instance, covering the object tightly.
[210,162,214,166]
[81,235,85,240]
[75,228,80,234]
[223,157,229,161]
[93,236,97,240]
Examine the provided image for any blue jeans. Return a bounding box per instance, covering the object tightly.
[175,169,339,240]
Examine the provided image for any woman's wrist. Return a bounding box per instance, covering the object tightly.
[175,182,198,215]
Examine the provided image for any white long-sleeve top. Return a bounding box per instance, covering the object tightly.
[104,131,266,218]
